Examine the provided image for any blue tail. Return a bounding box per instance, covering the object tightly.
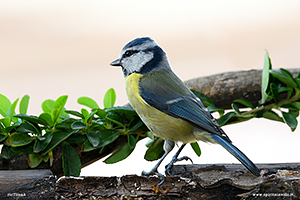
[211,134,260,176]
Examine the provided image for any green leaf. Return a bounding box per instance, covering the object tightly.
[105,106,137,121]
[7,98,19,123]
[78,97,99,109]
[103,88,116,108]
[15,114,49,126]
[62,143,81,176]
[191,89,214,106]
[83,130,120,152]
[291,102,300,110]
[270,70,298,89]
[19,95,30,114]
[231,103,241,115]
[33,132,53,153]
[128,116,144,132]
[40,129,75,155]
[207,105,224,117]
[270,83,280,104]
[65,110,83,118]
[106,112,125,127]
[281,111,298,131]
[105,142,134,164]
[4,132,34,147]
[94,108,107,119]
[261,50,272,104]
[86,131,101,147]
[97,130,120,147]
[52,95,68,124]
[1,145,12,159]
[217,112,235,126]
[28,153,43,168]
[0,133,8,142]
[127,134,136,149]
[144,138,164,161]
[39,113,53,127]
[16,121,41,135]
[11,143,34,155]
[0,117,11,128]
[65,133,87,144]
[41,99,55,115]
[0,94,11,118]
[233,99,254,109]
[190,142,201,157]
[81,108,89,125]
[263,110,283,122]
[71,121,87,130]
[280,68,298,88]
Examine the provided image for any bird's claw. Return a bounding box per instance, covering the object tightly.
[165,156,193,176]
[142,170,165,185]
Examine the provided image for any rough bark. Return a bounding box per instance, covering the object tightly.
[2,163,300,199]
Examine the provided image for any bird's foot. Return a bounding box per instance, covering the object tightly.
[142,170,165,185]
[165,156,193,176]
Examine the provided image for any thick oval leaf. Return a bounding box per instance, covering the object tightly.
[41,99,55,115]
[65,133,87,144]
[65,110,83,118]
[0,117,11,128]
[78,97,99,109]
[233,99,254,109]
[105,106,137,121]
[19,95,30,115]
[33,132,53,153]
[94,108,107,119]
[38,113,53,126]
[4,132,34,147]
[0,94,11,118]
[217,112,235,126]
[128,117,144,132]
[11,143,34,155]
[280,68,298,88]
[98,130,120,147]
[40,129,75,155]
[263,111,283,122]
[103,88,116,108]
[15,114,49,126]
[16,121,41,135]
[281,111,298,131]
[1,145,12,159]
[127,134,136,149]
[105,142,134,164]
[86,131,100,147]
[71,121,87,130]
[144,138,164,161]
[190,142,201,157]
[28,153,43,168]
[62,143,81,177]
[106,112,125,127]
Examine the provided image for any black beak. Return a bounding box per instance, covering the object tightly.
[110,58,121,66]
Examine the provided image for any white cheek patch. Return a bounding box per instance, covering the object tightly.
[124,51,154,74]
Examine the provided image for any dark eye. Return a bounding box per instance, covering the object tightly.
[124,50,137,58]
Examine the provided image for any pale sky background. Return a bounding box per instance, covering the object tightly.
[1,1,300,177]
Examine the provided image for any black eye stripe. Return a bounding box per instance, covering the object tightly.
[123,50,139,58]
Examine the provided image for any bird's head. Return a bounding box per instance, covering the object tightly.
[110,37,170,76]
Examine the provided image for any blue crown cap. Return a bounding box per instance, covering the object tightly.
[123,37,153,49]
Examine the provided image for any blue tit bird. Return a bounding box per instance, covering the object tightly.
[110,37,260,179]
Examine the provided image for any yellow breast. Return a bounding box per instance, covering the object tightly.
[125,73,196,143]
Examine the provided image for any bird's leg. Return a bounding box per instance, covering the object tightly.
[142,140,175,182]
[165,144,193,176]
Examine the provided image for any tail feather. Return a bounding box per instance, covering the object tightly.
[211,134,260,176]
